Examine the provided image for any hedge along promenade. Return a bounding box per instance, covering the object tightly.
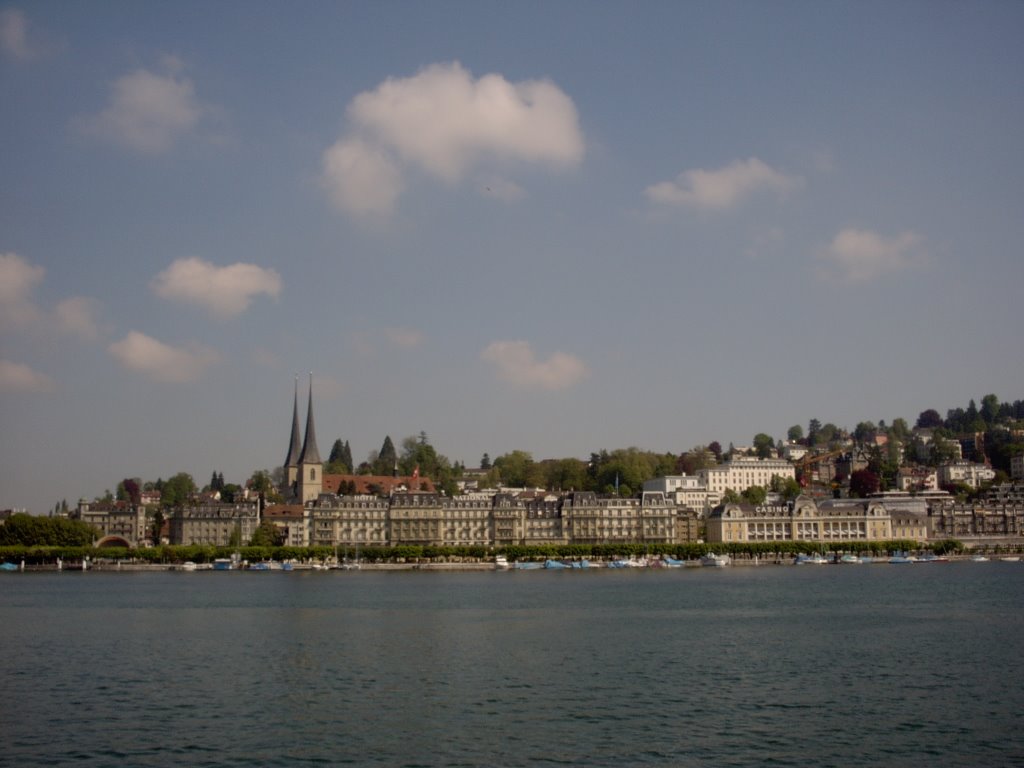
[0,539,964,567]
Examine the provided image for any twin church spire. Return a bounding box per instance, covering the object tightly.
[283,373,323,503]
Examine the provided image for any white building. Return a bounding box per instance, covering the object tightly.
[938,461,996,489]
[642,475,714,513]
[698,457,796,496]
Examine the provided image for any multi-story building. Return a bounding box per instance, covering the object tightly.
[169,503,259,546]
[698,457,796,496]
[73,501,147,547]
[938,461,996,489]
[642,475,713,513]
[1010,455,1024,482]
[311,495,390,548]
[706,495,893,544]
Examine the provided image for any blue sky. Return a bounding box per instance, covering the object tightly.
[2,1,1022,513]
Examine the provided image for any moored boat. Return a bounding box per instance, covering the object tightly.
[795,553,828,565]
[544,559,567,569]
[839,554,861,564]
[495,555,510,570]
[661,555,684,568]
[700,553,731,567]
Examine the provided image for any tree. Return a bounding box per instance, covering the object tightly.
[480,453,492,470]
[891,418,910,442]
[752,433,775,459]
[787,425,804,443]
[708,442,723,461]
[916,409,943,429]
[849,468,880,498]
[326,439,351,474]
[161,472,196,507]
[250,520,284,547]
[741,486,767,505]
[808,419,822,445]
[0,514,97,546]
[980,394,1000,426]
[853,421,877,443]
[492,450,542,488]
[541,458,587,491]
[373,436,398,475]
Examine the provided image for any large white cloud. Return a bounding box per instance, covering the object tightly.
[646,157,800,210]
[481,340,588,392]
[323,62,584,216]
[108,331,219,382]
[818,228,925,283]
[0,251,44,328]
[0,359,55,393]
[81,60,205,153]
[151,257,282,316]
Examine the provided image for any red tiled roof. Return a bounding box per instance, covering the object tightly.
[322,474,436,495]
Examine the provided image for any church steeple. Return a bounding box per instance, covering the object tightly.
[284,375,302,471]
[297,372,322,465]
[296,373,324,505]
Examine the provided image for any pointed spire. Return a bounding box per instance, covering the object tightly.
[284,375,302,469]
[298,372,322,465]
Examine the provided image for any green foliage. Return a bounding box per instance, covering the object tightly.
[740,485,767,505]
[752,433,775,459]
[161,472,197,507]
[0,514,98,546]
[250,521,285,547]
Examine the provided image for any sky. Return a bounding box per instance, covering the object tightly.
[2,1,1023,513]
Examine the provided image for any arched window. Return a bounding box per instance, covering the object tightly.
[310,467,316,481]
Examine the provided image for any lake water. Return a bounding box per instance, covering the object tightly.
[2,563,1022,767]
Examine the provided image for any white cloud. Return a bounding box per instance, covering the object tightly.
[81,62,205,153]
[322,138,405,217]
[481,176,526,202]
[818,228,926,283]
[151,257,282,316]
[323,62,584,216]
[108,331,219,382]
[54,296,101,341]
[383,327,424,348]
[646,157,800,210]
[0,359,55,393]
[0,251,44,328]
[0,7,31,60]
[481,340,588,391]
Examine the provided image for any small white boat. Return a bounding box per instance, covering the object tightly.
[700,553,731,567]
[180,561,197,572]
[795,553,828,565]
[970,554,990,562]
[1000,556,1020,562]
[839,554,861,564]
[495,555,510,570]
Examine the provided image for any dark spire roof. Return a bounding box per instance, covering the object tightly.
[284,375,302,469]
[298,373,322,465]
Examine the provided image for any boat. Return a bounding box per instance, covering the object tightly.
[999,556,1020,562]
[0,562,18,572]
[212,558,234,571]
[607,559,630,569]
[700,553,731,567]
[180,561,197,572]
[543,559,567,569]
[661,555,684,568]
[888,553,917,564]
[970,554,990,562]
[795,553,828,565]
[494,555,510,570]
[568,559,590,569]
[917,554,948,563]
[513,561,543,570]
[839,554,861,564]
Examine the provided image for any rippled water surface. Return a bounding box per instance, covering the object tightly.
[2,564,1022,766]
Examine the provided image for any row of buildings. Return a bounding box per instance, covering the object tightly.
[73,485,1024,550]
[67,378,1024,551]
